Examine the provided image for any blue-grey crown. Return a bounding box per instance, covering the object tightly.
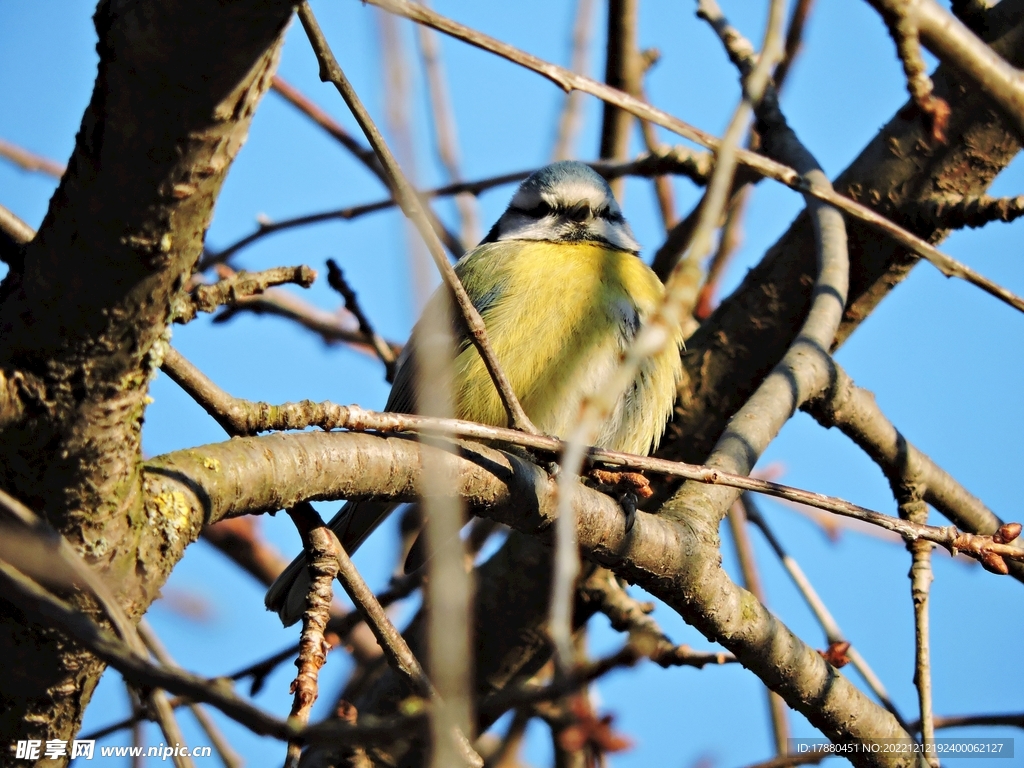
[480,161,639,253]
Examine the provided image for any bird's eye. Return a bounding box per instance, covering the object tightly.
[531,201,552,218]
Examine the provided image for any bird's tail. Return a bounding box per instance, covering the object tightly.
[264,499,397,626]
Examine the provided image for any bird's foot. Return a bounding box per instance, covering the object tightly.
[584,469,652,533]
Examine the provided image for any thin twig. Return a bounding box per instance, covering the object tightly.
[0,137,66,178]
[636,71,678,232]
[0,201,35,249]
[728,502,789,755]
[284,505,341,768]
[743,496,914,733]
[138,621,244,768]
[298,3,536,437]
[174,266,316,324]
[325,259,398,382]
[415,3,479,244]
[736,755,824,768]
[773,0,816,90]
[213,288,399,356]
[368,0,1024,316]
[195,146,714,268]
[270,76,387,185]
[911,712,1024,732]
[579,568,736,668]
[803,360,1024,580]
[551,0,596,161]
[904,193,1024,229]
[866,0,1024,137]
[226,571,422,696]
[599,0,639,198]
[479,644,643,722]
[886,5,951,142]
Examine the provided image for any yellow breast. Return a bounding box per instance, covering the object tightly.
[450,240,681,455]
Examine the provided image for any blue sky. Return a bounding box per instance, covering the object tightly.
[2,1,1022,766]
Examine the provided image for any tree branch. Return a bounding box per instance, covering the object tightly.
[803,360,1024,580]
[367,0,1024,316]
[173,265,316,324]
[298,3,536,435]
[142,430,918,765]
[866,0,1024,138]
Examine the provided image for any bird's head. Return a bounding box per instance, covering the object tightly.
[481,160,639,253]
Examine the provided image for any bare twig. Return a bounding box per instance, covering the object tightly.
[551,0,596,161]
[138,621,244,768]
[579,568,736,668]
[885,4,951,142]
[773,0,816,90]
[201,517,292,589]
[694,183,750,319]
[728,502,789,755]
[270,76,387,185]
[479,644,644,722]
[147,691,196,768]
[174,266,316,323]
[803,360,1024,580]
[298,3,536,437]
[599,0,639,198]
[284,504,341,768]
[904,193,1024,229]
[736,755,824,768]
[913,712,1024,732]
[368,0,1024,316]
[198,145,714,269]
[325,259,398,382]
[0,201,35,252]
[0,137,66,178]
[908,532,937,766]
[415,4,479,244]
[213,287,398,355]
[743,495,913,732]
[227,571,422,696]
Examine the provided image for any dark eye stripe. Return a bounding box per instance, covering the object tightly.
[512,201,624,222]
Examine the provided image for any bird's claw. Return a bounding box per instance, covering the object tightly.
[619,491,638,533]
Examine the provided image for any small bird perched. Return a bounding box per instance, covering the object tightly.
[266,160,683,626]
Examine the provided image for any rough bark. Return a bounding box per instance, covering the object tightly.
[0,0,293,752]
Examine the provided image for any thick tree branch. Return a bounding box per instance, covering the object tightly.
[0,0,296,747]
[599,0,639,198]
[144,430,935,764]
[867,0,1024,138]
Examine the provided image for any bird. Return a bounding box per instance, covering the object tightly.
[266,160,684,626]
